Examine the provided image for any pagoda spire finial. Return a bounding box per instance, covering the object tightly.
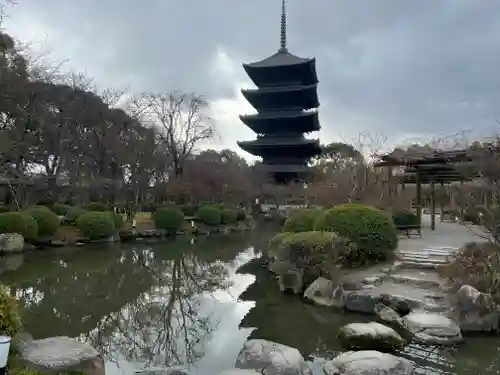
[280,0,287,52]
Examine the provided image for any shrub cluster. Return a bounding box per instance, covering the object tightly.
[82,202,109,212]
[440,242,500,302]
[24,206,60,237]
[196,205,222,226]
[282,208,323,233]
[315,204,398,264]
[0,283,22,337]
[76,211,116,240]
[154,207,185,234]
[0,212,38,242]
[221,208,238,225]
[268,231,355,286]
[52,203,72,216]
[392,210,419,227]
[66,206,88,223]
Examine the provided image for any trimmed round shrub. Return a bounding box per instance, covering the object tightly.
[392,210,419,227]
[283,208,323,233]
[269,231,356,287]
[109,212,124,230]
[83,202,109,212]
[221,208,238,225]
[24,206,60,237]
[197,205,222,226]
[181,204,197,217]
[22,214,39,243]
[67,206,88,223]
[0,212,38,242]
[316,204,398,263]
[52,203,72,216]
[154,207,185,234]
[0,283,22,337]
[76,211,115,240]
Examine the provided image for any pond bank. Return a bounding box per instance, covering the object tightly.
[1,225,500,375]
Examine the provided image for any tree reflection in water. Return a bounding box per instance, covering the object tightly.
[86,250,230,367]
[0,234,258,369]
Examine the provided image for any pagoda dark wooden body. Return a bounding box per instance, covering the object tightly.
[237,1,321,183]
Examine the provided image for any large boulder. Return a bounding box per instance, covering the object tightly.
[0,233,24,253]
[452,284,500,333]
[403,311,463,345]
[235,339,311,375]
[18,336,104,375]
[338,322,405,352]
[323,350,414,375]
[303,277,345,308]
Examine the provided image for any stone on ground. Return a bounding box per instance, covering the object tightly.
[338,322,405,352]
[218,370,262,375]
[0,233,24,253]
[235,339,311,375]
[303,277,345,308]
[374,303,404,330]
[403,310,463,345]
[18,336,104,375]
[135,367,190,375]
[323,350,414,375]
[452,284,500,332]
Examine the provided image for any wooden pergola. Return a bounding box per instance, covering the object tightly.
[374,147,492,230]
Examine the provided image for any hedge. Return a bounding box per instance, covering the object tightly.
[0,212,38,242]
[76,211,115,240]
[282,208,323,233]
[316,204,398,264]
[154,207,185,234]
[24,206,60,237]
[197,205,222,226]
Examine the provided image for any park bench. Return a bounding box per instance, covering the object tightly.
[395,224,422,238]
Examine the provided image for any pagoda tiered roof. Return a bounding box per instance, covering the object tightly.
[237,0,322,182]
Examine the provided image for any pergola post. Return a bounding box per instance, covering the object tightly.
[430,180,436,230]
[416,169,422,225]
[439,181,445,222]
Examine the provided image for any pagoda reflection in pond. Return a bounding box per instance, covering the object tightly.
[238,0,321,183]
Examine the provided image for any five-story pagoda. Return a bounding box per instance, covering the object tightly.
[238,0,321,183]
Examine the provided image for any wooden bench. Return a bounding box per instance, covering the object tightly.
[396,224,422,237]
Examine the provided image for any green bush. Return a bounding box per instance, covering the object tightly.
[82,202,109,212]
[0,205,9,213]
[109,212,124,230]
[24,206,60,237]
[0,212,38,242]
[392,210,419,227]
[221,208,238,225]
[197,205,222,226]
[52,203,72,216]
[66,206,88,223]
[283,208,323,233]
[316,204,398,263]
[268,231,355,286]
[76,211,115,240]
[181,204,197,217]
[154,207,185,234]
[0,283,22,336]
[22,214,39,243]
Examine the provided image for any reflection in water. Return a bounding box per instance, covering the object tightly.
[2,229,500,375]
[0,233,265,375]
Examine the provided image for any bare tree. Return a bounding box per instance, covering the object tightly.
[131,91,217,177]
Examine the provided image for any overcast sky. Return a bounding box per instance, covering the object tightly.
[4,0,500,158]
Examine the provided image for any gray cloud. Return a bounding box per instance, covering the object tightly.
[5,0,500,151]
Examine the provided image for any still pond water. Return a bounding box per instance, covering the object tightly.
[1,229,500,375]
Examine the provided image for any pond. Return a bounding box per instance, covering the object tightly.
[0,229,499,375]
